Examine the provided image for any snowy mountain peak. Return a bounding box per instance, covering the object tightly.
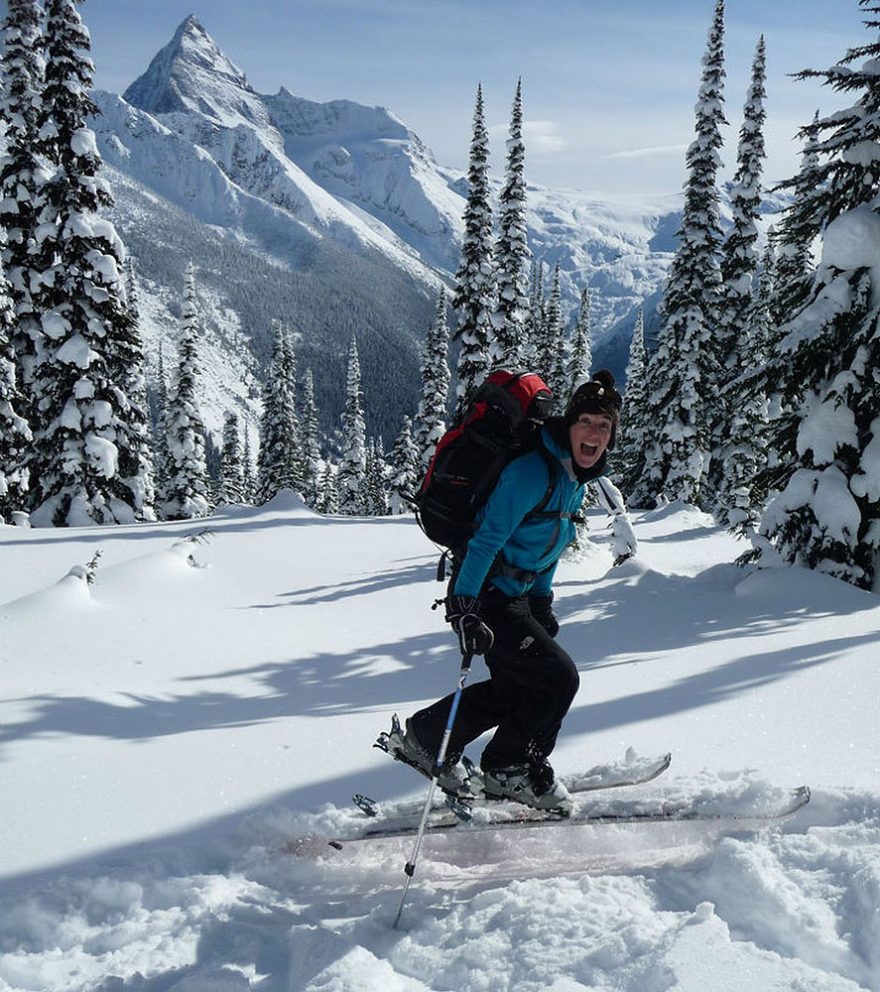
[123,15,258,126]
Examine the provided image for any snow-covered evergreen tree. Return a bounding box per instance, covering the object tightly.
[0,260,31,522]
[389,415,419,513]
[523,258,544,367]
[754,4,880,590]
[491,78,530,369]
[632,0,727,508]
[337,337,367,515]
[757,112,824,480]
[615,305,650,496]
[710,35,767,526]
[0,0,45,399]
[364,437,390,516]
[108,256,155,521]
[241,427,255,504]
[299,367,323,508]
[280,325,303,490]
[452,84,494,414]
[733,238,776,519]
[152,343,172,506]
[317,463,339,515]
[537,263,565,407]
[161,263,210,520]
[218,411,244,505]
[29,0,155,525]
[770,112,823,333]
[412,289,450,474]
[567,285,593,392]
[256,321,299,503]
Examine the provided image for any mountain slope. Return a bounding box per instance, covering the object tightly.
[94,14,754,439]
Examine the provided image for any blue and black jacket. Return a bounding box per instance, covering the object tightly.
[453,419,607,600]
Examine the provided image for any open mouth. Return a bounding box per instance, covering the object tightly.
[580,443,599,459]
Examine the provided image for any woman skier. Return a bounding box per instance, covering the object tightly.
[384,369,633,812]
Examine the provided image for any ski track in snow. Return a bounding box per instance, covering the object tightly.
[1,495,879,992]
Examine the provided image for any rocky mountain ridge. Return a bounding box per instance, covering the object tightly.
[91,14,744,444]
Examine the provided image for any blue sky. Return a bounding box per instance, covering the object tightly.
[27,1,876,195]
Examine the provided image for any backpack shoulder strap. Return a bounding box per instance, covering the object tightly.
[525,433,560,520]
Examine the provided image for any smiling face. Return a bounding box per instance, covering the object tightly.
[568,412,614,469]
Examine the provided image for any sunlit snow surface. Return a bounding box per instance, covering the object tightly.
[2,495,879,991]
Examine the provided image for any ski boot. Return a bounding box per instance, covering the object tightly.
[482,758,572,815]
[375,714,481,799]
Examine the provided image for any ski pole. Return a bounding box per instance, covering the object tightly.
[392,650,473,930]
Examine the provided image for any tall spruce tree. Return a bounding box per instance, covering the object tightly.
[256,321,299,503]
[452,84,494,414]
[0,0,44,399]
[299,367,323,508]
[0,260,31,522]
[161,263,209,520]
[153,343,172,506]
[633,0,727,507]
[710,36,767,526]
[218,411,244,505]
[317,463,339,515]
[615,305,650,496]
[412,289,450,474]
[389,415,419,513]
[731,238,776,522]
[755,1,880,589]
[491,78,530,369]
[523,258,544,367]
[241,427,255,504]
[567,285,593,392]
[364,436,390,516]
[770,113,823,333]
[337,337,367,515]
[538,263,565,407]
[29,0,154,525]
[279,325,303,491]
[110,255,155,520]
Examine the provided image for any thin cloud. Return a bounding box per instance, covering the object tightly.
[490,120,569,156]
[606,143,688,160]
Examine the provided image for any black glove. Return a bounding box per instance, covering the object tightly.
[446,595,494,656]
[529,593,559,638]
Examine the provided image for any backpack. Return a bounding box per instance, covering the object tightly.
[414,370,556,569]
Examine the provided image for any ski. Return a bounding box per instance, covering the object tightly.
[363,735,672,821]
[330,786,810,848]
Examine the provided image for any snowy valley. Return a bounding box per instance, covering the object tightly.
[2,501,879,991]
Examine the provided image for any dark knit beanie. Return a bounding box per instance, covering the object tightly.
[564,370,622,449]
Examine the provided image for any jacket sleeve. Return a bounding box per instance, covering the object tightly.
[452,456,550,598]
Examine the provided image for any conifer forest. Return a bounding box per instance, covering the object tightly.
[3,0,880,591]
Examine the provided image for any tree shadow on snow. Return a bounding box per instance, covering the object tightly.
[554,562,879,735]
[0,626,480,752]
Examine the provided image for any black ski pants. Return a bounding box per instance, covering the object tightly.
[409,591,580,770]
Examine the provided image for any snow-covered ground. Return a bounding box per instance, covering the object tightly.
[2,497,879,992]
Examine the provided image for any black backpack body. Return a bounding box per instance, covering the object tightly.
[414,370,555,564]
